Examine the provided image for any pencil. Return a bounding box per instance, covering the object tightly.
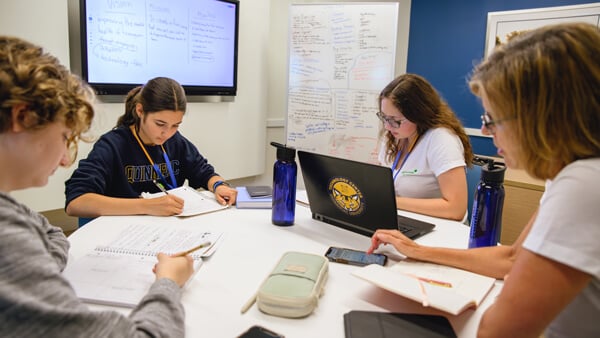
[173,241,212,257]
[240,293,257,314]
[404,273,453,288]
[417,277,452,288]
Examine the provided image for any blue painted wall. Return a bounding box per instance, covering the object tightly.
[406,0,597,156]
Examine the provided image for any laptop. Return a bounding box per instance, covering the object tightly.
[297,150,435,239]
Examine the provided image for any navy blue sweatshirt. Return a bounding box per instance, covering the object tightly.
[65,125,218,207]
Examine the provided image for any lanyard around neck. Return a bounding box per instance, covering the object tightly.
[392,135,419,181]
[130,125,177,189]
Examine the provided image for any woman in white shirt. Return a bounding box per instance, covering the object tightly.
[369,23,600,337]
[377,73,473,221]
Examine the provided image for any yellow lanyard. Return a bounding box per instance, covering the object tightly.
[130,125,176,189]
[130,125,166,166]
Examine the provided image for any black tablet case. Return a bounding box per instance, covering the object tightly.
[344,311,456,338]
[246,185,272,198]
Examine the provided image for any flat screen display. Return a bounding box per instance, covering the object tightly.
[80,0,239,96]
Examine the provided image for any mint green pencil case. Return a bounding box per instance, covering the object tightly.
[255,251,329,318]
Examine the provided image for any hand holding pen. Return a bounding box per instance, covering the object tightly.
[146,180,184,215]
[154,252,194,287]
[152,242,211,287]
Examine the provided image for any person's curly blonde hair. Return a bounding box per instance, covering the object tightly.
[0,36,95,164]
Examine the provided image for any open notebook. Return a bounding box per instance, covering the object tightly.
[63,223,222,307]
[141,186,229,217]
[352,260,496,315]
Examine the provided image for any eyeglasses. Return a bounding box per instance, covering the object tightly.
[480,112,515,135]
[376,111,408,129]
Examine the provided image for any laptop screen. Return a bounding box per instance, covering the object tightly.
[298,150,401,236]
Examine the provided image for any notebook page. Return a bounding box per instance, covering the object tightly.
[97,223,222,259]
[141,186,229,216]
[63,251,203,308]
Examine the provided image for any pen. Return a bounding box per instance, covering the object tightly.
[153,179,169,195]
[173,241,212,257]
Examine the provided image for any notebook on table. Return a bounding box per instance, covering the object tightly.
[297,151,435,239]
[63,224,222,307]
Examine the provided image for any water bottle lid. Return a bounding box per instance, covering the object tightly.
[270,141,296,161]
[481,159,506,183]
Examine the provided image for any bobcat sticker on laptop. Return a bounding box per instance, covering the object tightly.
[329,177,365,216]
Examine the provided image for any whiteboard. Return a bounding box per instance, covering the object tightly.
[285,2,399,163]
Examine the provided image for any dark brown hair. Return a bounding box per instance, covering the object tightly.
[379,73,473,166]
[116,77,186,127]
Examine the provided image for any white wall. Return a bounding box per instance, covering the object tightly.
[1,0,410,211]
[2,0,271,211]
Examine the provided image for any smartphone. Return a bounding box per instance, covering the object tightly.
[238,325,284,338]
[325,247,387,266]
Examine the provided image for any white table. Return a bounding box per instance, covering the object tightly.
[66,203,501,338]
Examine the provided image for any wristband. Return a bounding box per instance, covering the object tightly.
[212,180,230,192]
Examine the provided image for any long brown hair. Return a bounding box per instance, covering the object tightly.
[116,77,186,128]
[469,23,600,180]
[379,73,473,166]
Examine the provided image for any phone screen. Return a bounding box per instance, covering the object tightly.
[325,247,387,266]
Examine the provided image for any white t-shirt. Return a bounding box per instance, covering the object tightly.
[378,127,466,199]
[523,158,600,338]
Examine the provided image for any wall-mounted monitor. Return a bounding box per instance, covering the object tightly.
[79,0,239,96]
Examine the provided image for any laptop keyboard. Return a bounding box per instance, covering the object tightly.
[398,225,412,234]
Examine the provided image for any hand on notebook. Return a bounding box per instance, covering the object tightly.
[153,253,194,287]
[367,229,421,259]
[213,184,238,206]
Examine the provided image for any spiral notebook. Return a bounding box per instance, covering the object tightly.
[63,224,222,307]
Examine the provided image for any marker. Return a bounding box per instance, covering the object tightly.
[153,179,169,195]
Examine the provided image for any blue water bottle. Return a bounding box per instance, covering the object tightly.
[270,142,297,226]
[468,159,506,248]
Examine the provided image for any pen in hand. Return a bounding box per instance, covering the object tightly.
[172,241,212,257]
[153,179,169,195]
